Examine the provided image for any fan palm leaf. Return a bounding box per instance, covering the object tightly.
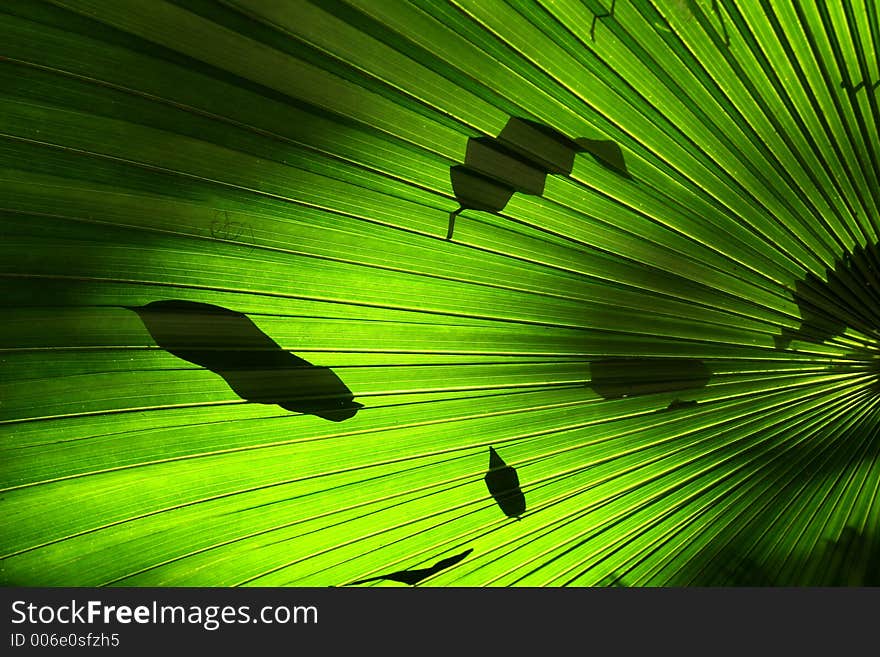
[1,0,878,587]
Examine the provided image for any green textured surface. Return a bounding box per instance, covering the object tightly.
[1,0,878,586]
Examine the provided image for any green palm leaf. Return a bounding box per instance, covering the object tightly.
[2,0,878,587]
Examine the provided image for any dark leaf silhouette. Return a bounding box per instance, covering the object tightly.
[347,549,474,586]
[817,527,880,586]
[484,446,526,519]
[688,526,880,586]
[590,358,710,400]
[129,300,363,421]
[775,241,880,349]
[664,398,699,411]
[573,138,629,177]
[447,117,629,238]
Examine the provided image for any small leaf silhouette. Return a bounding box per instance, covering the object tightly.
[664,399,699,412]
[130,300,363,421]
[447,117,629,238]
[775,242,880,350]
[484,446,526,519]
[347,549,474,586]
[590,358,710,400]
[574,138,630,178]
